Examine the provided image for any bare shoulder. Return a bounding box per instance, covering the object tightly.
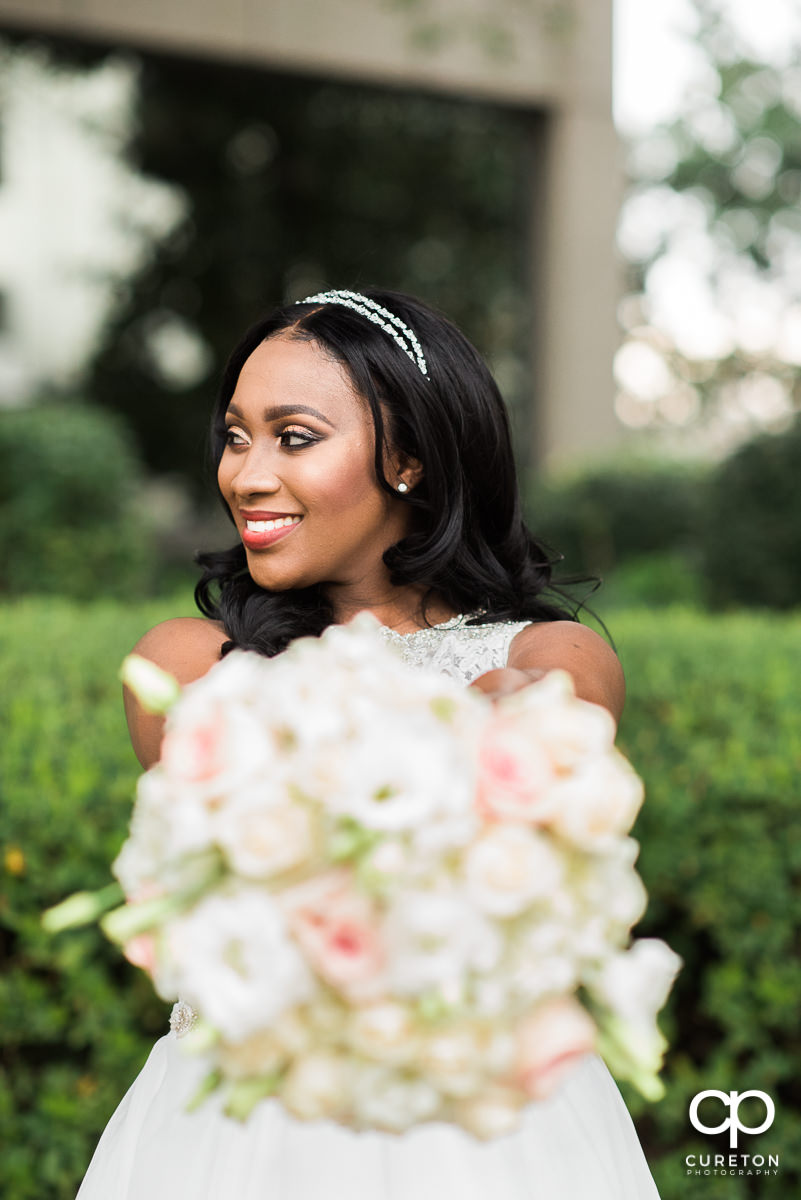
[124,617,228,769]
[131,617,229,684]
[507,619,625,722]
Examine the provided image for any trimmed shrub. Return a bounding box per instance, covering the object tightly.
[0,595,192,1199]
[701,420,801,610]
[526,458,707,581]
[615,608,801,1197]
[0,404,154,599]
[2,598,799,1197]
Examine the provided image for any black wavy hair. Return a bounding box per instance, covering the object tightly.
[195,288,579,656]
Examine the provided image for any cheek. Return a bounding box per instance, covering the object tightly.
[302,441,383,519]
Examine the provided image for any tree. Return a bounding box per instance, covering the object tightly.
[616,0,801,452]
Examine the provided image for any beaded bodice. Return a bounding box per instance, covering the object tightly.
[377,614,530,684]
[168,614,530,1039]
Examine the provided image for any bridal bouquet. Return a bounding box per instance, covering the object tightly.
[46,614,679,1138]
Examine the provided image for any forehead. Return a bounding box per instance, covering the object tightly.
[230,333,365,419]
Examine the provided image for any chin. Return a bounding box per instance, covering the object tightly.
[244,558,313,593]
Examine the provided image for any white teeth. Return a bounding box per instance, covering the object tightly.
[245,516,302,533]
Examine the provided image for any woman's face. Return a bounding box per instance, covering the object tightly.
[217,333,416,599]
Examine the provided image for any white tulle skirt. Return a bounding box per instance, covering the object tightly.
[76,1031,660,1198]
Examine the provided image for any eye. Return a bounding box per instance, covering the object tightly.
[279,426,318,449]
[224,426,249,448]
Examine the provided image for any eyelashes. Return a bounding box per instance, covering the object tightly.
[223,426,320,450]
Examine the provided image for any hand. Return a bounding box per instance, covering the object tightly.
[469,666,546,701]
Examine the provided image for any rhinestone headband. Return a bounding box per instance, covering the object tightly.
[296,289,429,377]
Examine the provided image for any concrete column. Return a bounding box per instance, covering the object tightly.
[533,105,623,467]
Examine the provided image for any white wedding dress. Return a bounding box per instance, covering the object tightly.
[77,616,660,1199]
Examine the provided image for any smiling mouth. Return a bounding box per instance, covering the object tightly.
[245,516,302,532]
[241,514,303,550]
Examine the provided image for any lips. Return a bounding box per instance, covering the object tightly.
[240,510,298,520]
[240,513,303,550]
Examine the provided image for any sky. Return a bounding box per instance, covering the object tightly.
[614,0,801,134]
[612,0,801,444]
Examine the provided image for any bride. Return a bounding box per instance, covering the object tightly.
[77,288,660,1198]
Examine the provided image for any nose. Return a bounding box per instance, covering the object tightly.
[227,442,282,501]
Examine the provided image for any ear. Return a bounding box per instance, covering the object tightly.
[390,453,424,494]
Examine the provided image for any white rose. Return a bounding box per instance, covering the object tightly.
[114,770,216,895]
[506,679,616,770]
[581,838,648,933]
[455,1087,523,1140]
[347,1002,419,1065]
[418,1029,483,1097]
[548,753,645,847]
[323,723,476,835]
[215,790,316,879]
[464,826,564,917]
[364,839,409,880]
[351,1064,441,1132]
[217,1030,288,1079]
[153,884,313,1041]
[282,1052,352,1121]
[384,887,502,995]
[595,939,682,1026]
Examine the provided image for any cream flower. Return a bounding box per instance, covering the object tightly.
[215,790,316,879]
[384,886,501,995]
[217,1030,289,1080]
[347,1002,419,1065]
[351,1064,441,1132]
[464,825,564,917]
[418,1029,483,1097]
[504,672,617,770]
[113,770,216,895]
[282,1052,352,1121]
[595,939,682,1026]
[455,1087,523,1140]
[153,884,313,1041]
[548,753,645,847]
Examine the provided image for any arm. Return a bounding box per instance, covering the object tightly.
[469,620,625,725]
[123,617,229,769]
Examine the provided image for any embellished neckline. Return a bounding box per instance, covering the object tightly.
[379,612,481,639]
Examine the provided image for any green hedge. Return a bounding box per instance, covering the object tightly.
[0,595,192,1199]
[614,609,801,1197]
[526,458,707,609]
[527,425,801,613]
[2,599,799,1198]
[0,404,154,599]
[701,421,801,610]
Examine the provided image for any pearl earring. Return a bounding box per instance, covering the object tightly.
[397,481,409,493]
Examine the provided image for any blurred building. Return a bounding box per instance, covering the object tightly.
[0,0,620,464]
[0,50,184,404]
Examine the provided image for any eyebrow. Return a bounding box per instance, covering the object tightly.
[226,402,336,429]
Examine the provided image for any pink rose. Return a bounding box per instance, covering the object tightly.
[159,699,271,802]
[514,997,596,1100]
[161,712,227,786]
[283,872,385,1001]
[122,933,156,975]
[476,715,557,824]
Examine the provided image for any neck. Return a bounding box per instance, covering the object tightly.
[325,582,459,634]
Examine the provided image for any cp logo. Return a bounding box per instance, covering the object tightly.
[689,1090,775,1149]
